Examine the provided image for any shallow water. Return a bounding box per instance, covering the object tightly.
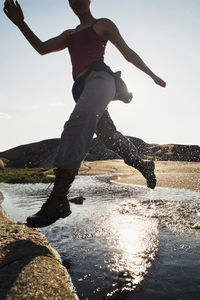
[1,175,200,300]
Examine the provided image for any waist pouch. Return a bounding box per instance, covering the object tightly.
[72,60,133,103]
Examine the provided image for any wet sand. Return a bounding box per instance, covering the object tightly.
[79,160,200,191]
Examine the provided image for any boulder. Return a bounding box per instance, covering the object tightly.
[0,194,78,300]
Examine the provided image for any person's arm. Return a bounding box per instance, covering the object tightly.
[101,19,166,88]
[3,0,69,55]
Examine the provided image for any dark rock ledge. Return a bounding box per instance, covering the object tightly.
[0,192,78,300]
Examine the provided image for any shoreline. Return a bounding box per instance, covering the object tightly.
[0,160,199,191]
[79,160,200,191]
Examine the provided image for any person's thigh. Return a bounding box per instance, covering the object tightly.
[67,71,116,127]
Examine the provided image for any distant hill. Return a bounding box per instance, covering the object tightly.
[0,137,199,168]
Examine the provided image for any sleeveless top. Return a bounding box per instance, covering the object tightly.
[68,20,107,78]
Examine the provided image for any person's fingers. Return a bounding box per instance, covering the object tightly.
[160,81,166,88]
[9,0,15,6]
[4,0,12,10]
[5,0,11,4]
[3,7,9,16]
[4,3,10,11]
[155,77,166,88]
[3,8,10,19]
[16,0,22,10]
[154,79,164,87]
[4,0,9,7]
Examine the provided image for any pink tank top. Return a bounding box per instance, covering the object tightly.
[68,20,107,78]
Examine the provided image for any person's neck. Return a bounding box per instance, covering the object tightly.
[78,11,95,25]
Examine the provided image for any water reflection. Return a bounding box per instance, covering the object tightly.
[108,212,158,296]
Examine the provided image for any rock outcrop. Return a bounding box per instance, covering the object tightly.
[0,137,199,169]
[0,139,59,168]
[147,144,200,162]
[0,192,78,300]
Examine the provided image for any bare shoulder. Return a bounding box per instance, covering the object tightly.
[59,29,73,45]
[61,29,73,37]
[46,29,73,51]
[94,18,118,40]
[95,18,117,30]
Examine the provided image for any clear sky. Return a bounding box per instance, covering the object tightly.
[1,0,200,152]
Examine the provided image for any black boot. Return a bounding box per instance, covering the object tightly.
[134,160,156,189]
[26,169,76,228]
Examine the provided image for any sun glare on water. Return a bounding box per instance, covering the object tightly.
[108,210,159,292]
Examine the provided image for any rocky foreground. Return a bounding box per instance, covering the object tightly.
[0,137,200,168]
[0,192,78,300]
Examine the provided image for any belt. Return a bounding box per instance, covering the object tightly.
[72,60,133,104]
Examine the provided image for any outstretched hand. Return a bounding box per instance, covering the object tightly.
[4,0,24,26]
[152,75,166,88]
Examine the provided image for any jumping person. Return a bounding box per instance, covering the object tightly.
[4,0,166,228]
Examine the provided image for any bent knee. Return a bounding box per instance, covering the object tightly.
[64,110,100,130]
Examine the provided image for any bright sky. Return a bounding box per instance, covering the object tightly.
[1,0,200,152]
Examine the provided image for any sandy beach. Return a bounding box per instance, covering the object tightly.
[79,160,200,191]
